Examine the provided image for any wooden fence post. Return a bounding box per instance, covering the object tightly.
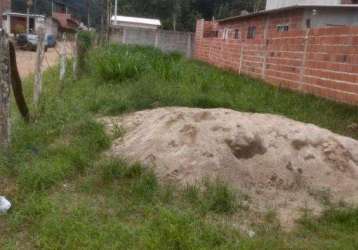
[299,29,311,89]
[239,45,244,74]
[73,33,78,80]
[261,16,270,80]
[0,31,11,150]
[59,34,67,87]
[34,29,45,106]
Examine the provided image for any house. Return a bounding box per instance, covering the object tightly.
[2,12,46,35]
[0,0,11,27]
[111,15,161,30]
[195,1,358,105]
[52,12,79,34]
[266,0,358,10]
[217,4,358,34]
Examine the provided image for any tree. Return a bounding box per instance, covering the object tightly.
[11,0,265,31]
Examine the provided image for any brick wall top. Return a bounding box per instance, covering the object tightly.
[194,18,358,105]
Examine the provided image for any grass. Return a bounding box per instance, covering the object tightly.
[0,43,357,249]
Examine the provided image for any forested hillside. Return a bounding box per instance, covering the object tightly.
[11,0,264,31]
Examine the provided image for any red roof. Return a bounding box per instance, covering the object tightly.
[52,12,79,31]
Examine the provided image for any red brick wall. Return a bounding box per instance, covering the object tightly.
[341,0,358,4]
[195,16,358,105]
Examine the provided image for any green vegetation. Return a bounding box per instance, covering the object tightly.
[0,44,357,249]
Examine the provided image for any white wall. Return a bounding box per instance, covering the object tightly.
[266,0,341,10]
[112,21,159,30]
[304,8,358,27]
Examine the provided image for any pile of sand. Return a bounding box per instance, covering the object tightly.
[100,107,358,227]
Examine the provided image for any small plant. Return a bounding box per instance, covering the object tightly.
[100,160,144,183]
[100,159,126,183]
[202,179,238,214]
[123,162,143,179]
[182,179,239,214]
[183,184,200,204]
[132,170,158,201]
[112,123,125,139]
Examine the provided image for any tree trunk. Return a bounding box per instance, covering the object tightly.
[0,32,11,150]
[34,29,45,106]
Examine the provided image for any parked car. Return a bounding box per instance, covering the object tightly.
[16,33,56,51]
[46,34,56,48]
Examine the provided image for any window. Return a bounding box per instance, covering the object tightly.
[222,28,230,40]
[234,29,240,39]
[247,26,256,39]
[306,19,311,28]
[277,24,289,32]
[204,31,218,38]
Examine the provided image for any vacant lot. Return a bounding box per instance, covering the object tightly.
[1,43,357,249]
[16,42,73,78]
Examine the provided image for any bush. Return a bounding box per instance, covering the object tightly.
[90,45,145,82]
[183,180,238,214]
[78,31,96,74]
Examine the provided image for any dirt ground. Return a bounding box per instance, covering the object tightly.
[16,42,73,78]
[101,107,358,229]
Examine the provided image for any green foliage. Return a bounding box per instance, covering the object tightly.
[183,180,239,214]
[99,159,145,183]
[78,31,95,50]
[202,180,238,214]
[138,208,239,249]
[90,45,145,82]
[87,45,357,139]
[78,31,96,75]
[131,170,158,201]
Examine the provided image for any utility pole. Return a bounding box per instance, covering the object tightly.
[87,0,90,27]
[26,0,33,34]
[114,0,118,18]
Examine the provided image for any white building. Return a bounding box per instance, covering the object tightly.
[111,15,161,30]
[2,12,59,37]
[265,0,356,10]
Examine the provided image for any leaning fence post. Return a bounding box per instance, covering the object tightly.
[72,33,78,80]
[34,28,45,106]
[0,31,11,150]
[239,45,244,74]
[59,34,67,88]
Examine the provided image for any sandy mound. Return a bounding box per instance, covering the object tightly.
[100,107,358,227]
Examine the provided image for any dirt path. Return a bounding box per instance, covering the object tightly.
[16,42,73,78]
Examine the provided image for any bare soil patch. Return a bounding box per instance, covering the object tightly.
[16,42,73,78]
[100,107,358,228]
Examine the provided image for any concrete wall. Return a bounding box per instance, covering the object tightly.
[195,18,358,105]
[110,27,194,57]
[305,8,358,28]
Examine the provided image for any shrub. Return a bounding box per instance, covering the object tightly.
[78,31,96,74]
[202,180,238,214]
[131,170,158,201]
[90,45,145,82]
